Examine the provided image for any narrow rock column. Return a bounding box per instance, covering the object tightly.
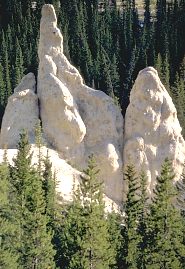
[37,4,124,203]
[0,73,39,148]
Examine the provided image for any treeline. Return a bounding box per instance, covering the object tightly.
[1,128,185,268]
[0,0,185,130]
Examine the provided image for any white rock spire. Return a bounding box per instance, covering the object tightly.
[37,4,124,203]
[123,67,185,195]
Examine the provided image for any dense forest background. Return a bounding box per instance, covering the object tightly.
[0,0,185,131]
[1,0,185,268]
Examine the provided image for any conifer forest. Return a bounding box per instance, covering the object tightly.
[0,0,185,268]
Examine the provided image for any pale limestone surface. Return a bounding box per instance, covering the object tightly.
[123,67,185,195]
[0,73,39,148]
[37,4,124,203]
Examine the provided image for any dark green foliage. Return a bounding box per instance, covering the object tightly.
[0,154,19,268]
[107,210,124,269]
[137,172,148,269]
[171,71,185,137]
[146,159,185,268]
[123,165,142,269]
[57,155,115,269]
[10,131,56,268]
[42,151,56,228]
[12,38,24,89]
[0,31,12,105]
[0,63,5,107]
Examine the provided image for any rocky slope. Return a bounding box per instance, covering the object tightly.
[0,4,185,206]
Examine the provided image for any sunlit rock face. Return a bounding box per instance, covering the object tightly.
[0,4,124,204]
[1,4,185,207]
[0,73,39,148]
[123,67,185,195]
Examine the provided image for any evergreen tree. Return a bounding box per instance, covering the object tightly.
[34,120,43,175]
[0,63,5,107]
[146,159,185,268]
[0,153,19,268]
[10,131,56,268]
[107,210,124,269]
[58,155,115,269]
[42,151,56,229]
[12,37,24,89]
[137,171,149,269]
[171,72,185,137]
[123,164,142,269]
[0,31,12,105]
[99,50,113,95]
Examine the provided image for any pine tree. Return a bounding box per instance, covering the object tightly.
[58,155,115,269]
[12,37,24,89]
[0,31,12,104]
[137,171,149,269]
[171,72,185,137]
[0,153,19,268]
[99,50,113,95]
[123,164,142,269]
[177,169,185,267]
[10,131,56,268]
[42,151,56,229]
[146,159,185,268]
[0,63,5,107]
[107,209,124,269]
[34,120,43,175]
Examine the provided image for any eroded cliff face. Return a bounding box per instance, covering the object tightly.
[124,67,185,195]
[37,5,124,203]
[0,4,124,205]
[0,5,185,206]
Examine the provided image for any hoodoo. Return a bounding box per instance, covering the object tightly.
[0,5,185,205]
[0,4,124,205]
[123,67,185,195]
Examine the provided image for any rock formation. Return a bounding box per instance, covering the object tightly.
[0,73,39,148]
[123,67,185,195]
[37,4,124,203]
[0,4,124,205]
[0,5,185,206]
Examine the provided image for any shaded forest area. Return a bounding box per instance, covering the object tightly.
[0,0,185,131]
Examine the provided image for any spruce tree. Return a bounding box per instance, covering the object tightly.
[0,31,12,104]
[58,155,115,269]
[146,159,185,268]
[137,171,149,269]
[0,63,5,107]
[107,210,124,269]
[10,131,56,268]
[13,37,24,89]
[42,151,56,229]
[34,120,43,175]
[171,72,185,137]
[123,164,142,269]
[0,153,19,269]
